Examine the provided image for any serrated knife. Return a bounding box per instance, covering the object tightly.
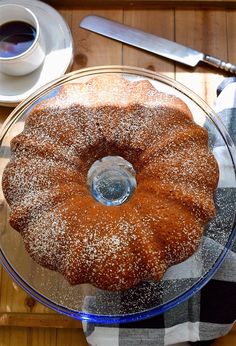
[80,15,236,73]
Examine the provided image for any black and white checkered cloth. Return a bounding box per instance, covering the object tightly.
[82,79,236,346]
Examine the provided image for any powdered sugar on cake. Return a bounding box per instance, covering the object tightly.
[2,74,219,291]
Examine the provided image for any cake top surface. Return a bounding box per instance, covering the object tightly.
[2,73,219,292]
[33,74,192,115]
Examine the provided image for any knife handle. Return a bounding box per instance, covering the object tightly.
[203,55,236,74]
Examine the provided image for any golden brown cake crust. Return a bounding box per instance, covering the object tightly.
[2,74,219,291]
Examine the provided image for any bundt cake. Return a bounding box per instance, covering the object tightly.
[2,74,219,291]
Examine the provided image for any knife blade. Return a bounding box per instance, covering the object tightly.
[80,15,236,73]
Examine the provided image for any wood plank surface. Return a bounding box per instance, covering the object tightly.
[0,327,87,346]
[0,326,28,346]
[71,9,123,69]
[227,9,236,61]
[122,9,175,77]
[0,313,82,329]
[56,329,88,346]
[0,3,235,346]
[175,8,228,107]
[47,0,236,9]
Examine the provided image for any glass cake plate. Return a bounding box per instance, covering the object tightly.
[0,66,235,324]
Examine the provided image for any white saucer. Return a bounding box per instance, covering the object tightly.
[0,0,73,107]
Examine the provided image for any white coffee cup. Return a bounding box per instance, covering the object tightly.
[0,4,45,76]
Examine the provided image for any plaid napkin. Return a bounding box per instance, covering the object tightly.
[82,78,236,346]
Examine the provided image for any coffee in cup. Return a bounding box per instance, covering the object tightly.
[0,4,45,76]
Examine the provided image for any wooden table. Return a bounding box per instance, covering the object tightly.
[0,1,235,345]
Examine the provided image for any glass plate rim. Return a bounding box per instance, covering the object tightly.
[0,65,236,323]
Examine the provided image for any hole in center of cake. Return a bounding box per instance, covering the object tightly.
[87,156,137,206]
